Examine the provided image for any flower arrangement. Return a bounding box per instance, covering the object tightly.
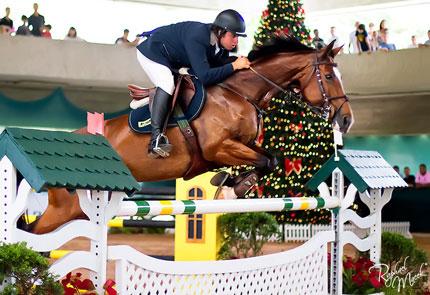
[61,272,116,295]
[343,256,384,294]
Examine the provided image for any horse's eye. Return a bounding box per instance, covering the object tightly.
[325,74,333,80]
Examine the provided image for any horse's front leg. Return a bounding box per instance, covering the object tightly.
[203,139,277,199]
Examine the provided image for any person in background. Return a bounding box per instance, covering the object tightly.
[370,31,379,51]
[327,26,343,51]
[16,15,31,36]
[424,30,430,46]
[28,3,44,37]
[0,7,13,35]
[378,29,396,51]
[408,35,418,48]
[311,29,325,50]
[348,21,360,54]
[368,22,378,51]
[403,166,415,187]
[378,19,388,36]
[115,29,130,44]
[393,165,401,175]
[115,29,139,47]
[416,164,430,188]
[64,26,84,41]
[41,24,52,38]
[356,24,371,54]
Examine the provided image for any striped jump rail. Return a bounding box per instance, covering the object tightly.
[117,197,340,217]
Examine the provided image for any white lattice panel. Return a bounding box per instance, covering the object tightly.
[110,232,334,295]
[122,251,327,294]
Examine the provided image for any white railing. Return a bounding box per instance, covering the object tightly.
[275,221,411,242]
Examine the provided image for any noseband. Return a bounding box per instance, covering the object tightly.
[249,52,349,119]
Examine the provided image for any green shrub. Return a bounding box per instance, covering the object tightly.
[217,212,281,259]
[0,242,63,295]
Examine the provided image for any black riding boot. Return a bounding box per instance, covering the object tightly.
[148,87,172,158]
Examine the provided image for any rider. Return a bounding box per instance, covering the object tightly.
[136,9,251,158]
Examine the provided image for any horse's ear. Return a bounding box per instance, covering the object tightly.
[322,40,336,56]
[330,45,344,57]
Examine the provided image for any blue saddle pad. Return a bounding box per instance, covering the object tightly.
[128,77,206,134]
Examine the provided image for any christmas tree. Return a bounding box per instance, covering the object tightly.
[254,0,312,47]
[243,0,334,225]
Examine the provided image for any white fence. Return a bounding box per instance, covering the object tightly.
[275,221,412,242]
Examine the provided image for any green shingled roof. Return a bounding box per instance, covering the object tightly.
[306,149,408,193]
[0,128,140,193]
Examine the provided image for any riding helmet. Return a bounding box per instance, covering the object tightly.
[213,9,247,37]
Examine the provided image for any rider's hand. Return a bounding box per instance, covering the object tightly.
[232,56,251,71]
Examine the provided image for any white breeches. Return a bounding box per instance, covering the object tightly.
[136,50,174,95]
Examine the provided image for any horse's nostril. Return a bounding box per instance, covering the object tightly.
[343,116,350,126]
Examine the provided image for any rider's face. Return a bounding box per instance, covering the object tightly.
[220,31,239,51]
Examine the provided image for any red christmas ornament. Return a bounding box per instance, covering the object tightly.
[262,9,269,18]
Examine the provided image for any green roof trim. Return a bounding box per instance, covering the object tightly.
[306,149,408,193]
[0,128,140,193]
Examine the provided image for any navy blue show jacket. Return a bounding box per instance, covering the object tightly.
[137,21,235,86]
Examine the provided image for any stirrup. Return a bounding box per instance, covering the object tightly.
[153,134,172,158]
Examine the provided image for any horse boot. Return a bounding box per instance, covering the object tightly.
[148,87,173,159]
[232,170,260,198]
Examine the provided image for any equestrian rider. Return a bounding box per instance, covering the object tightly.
[136,9,251,158]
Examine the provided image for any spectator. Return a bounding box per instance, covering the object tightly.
[393,165,401,176]
[408,35,418,48]
[378,29,396,51]
[368,22,378,51]
[28,3,45,37]
[64,26,85,41]
[327,26,343,50]
[416,164,430,188]
[403,166,415,187]
[0,7,13,35]
[115,29,130,45]
[378,19,388,36]
[369,31,379,52]
[16,15,31,36]
[311,29,325,50]
[356,24,371,54]
[424,30,430,46]
[348,21,360,54]
[41,24,52,38]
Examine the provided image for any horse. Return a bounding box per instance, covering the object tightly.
[28,37,353,234]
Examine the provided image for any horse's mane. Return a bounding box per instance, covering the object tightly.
[248,35,315,62]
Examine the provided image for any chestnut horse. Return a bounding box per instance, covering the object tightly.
[30,37,353,234]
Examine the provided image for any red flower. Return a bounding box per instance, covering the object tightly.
[352,273,366,286]
[369,273,384,289]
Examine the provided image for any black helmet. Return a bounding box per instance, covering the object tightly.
[213,9,246,37]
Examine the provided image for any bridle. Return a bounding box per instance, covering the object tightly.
[249,52,349,119]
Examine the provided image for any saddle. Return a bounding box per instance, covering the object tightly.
[128,74,209,180]
[128,75,196,111]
